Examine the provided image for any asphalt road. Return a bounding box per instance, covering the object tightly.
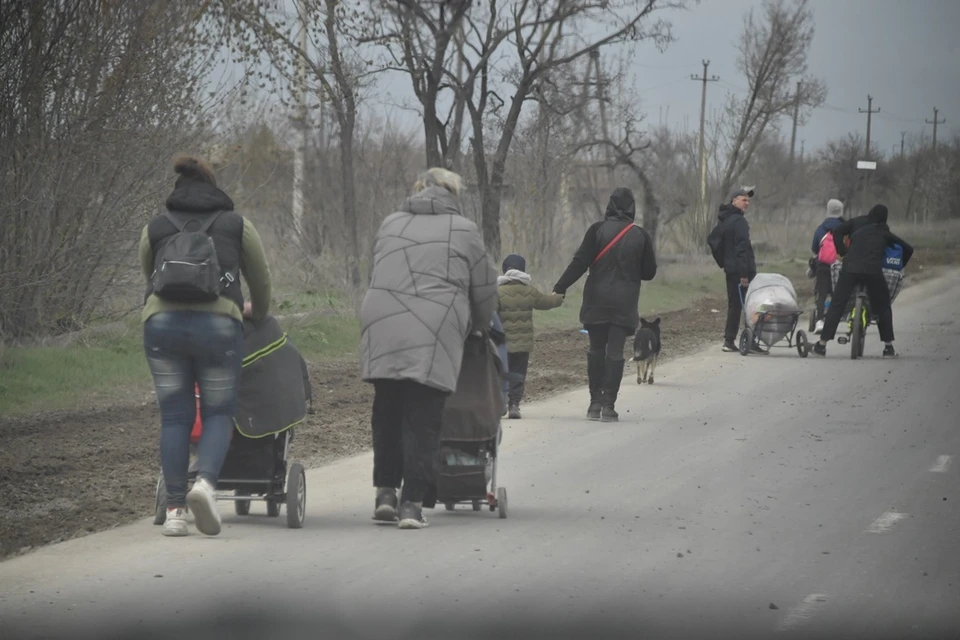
[2,270,959,640]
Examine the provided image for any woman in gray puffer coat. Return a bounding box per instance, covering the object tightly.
[360,167,498,530]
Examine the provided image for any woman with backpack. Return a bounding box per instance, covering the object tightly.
[553,187,657,422]
[140,155,272,537]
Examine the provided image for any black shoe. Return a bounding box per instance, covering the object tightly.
[882,344,897,358]
[601,358,624,423]
[812,342,826,357]
[587,352,605,421]
[751,342,767,354]
[508,404,521,419]
[587,401,603,421]
[373,488,398,522]
[601,405,619,423]
[397,501,428,529]
[722,341,737,353]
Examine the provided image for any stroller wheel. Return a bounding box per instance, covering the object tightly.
[286,463,306,529]
[472,500,481,512]
[153,473,167,525]
[234,490,250,516]
[497,487,508,520]
[444,502,456,511]
[266,499,281,517]
[738,329,753,356]
[796,330,809,358]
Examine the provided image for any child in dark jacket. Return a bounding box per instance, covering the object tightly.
[496,254,563,419]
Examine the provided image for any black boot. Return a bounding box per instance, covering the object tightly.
[601,358,625,423]
[586,352,605,420]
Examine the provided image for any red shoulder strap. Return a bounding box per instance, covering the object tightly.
[592,223,635,266]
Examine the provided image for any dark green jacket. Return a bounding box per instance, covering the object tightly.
[497,270,563,353]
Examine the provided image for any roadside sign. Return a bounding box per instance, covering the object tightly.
[856,160,877,170]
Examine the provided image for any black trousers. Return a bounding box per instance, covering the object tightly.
[725,273,746,342]
[586,323,629,361]
[506,351,530,405]
[815,263,833,320]
[820,270,894,343]
[371,379,448,503]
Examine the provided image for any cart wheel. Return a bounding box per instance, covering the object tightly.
[472,500,481,512]
[234,490,250,516]
[153,474,167,525]
[266,499,281,517]
[738,329,753,356]
[850,297,863,360]
[286,463,306,529]
[796,330,809,358]
[497,487,507,519]
[444,502,455,511]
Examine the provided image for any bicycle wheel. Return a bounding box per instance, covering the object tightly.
[850,295,863,360]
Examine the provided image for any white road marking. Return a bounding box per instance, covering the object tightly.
[930,455,952,473]
[867,512,908,533]
[778,593,829,631]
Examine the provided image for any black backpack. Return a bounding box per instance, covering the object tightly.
[150,211,235,303]
[706,220,725,269]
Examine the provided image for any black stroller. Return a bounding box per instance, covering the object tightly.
[153,315,312,529]
[427,330,508,519]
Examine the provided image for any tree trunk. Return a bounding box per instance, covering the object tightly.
[339,120,361,286]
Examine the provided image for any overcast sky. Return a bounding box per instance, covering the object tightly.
[360,0,960,155]
[230,0,959,156]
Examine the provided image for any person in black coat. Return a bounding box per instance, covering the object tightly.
[714,187,758,352]
[812,204,914,358]
[553,188,657,422]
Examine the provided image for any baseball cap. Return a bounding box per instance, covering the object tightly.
[729,186,755,202]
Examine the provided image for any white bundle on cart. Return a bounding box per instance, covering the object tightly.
[744,273,800,347]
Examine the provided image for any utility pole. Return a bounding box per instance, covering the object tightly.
[786,81,802,218]
[291,4,309,245]
[900,131,906,158]
[691,60,719,234]
[925,107,946,154]
[858,94,880,158]
[592,50,614,189]
[800,140,805,162]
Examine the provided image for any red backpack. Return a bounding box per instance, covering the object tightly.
[818,232,838,265]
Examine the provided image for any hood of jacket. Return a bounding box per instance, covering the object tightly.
[605,187,636,220]
[867,204,889,225]
[497,269,532,286]
[399,185,461,216]
[165,179,235,214]
[821,216,844,231]
[717,203,744,223]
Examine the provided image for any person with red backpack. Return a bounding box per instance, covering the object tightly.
[553,188,658,422]
[810,199,845,333]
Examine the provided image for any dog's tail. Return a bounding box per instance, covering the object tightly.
[629,336,654,362]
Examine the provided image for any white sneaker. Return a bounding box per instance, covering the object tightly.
[162,508,189,537]
[814,320,824,334]
[186,478,222,536]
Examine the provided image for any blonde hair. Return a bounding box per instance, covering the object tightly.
[413,167,462,197]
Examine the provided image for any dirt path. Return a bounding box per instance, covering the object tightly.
[2,247,953,559]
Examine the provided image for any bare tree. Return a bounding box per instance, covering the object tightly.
[715,0,825,216]
[372,0,679,257]
[0,0,222,340]
[217,0,380,286]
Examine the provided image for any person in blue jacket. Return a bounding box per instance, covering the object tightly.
[810,199,846,331]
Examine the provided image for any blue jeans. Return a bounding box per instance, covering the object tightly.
[144,311,244,507]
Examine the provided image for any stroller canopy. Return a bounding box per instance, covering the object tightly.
[234,316,310,439]
[440,332,503,443]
